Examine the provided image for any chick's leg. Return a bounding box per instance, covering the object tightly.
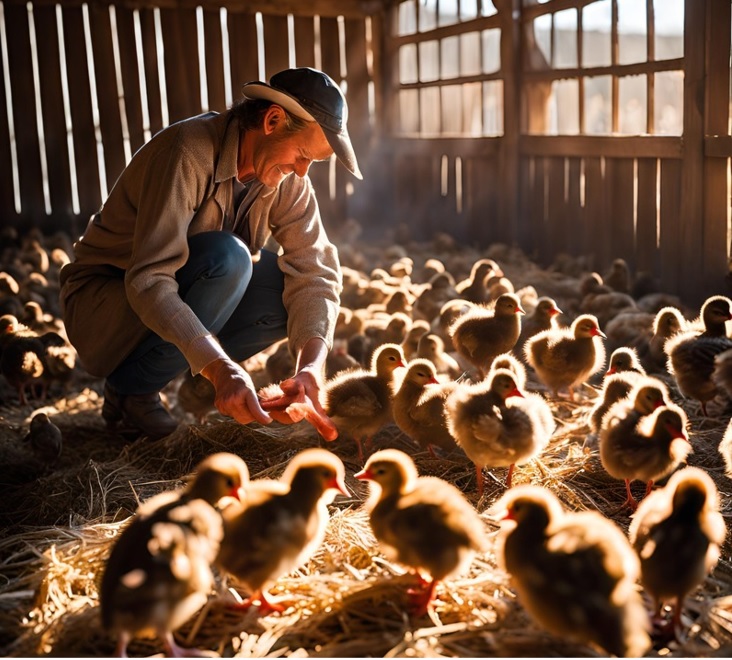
[163,632,218,657]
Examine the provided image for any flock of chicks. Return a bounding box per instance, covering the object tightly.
[2,227,732,658]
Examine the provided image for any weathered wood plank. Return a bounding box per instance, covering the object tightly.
[88,1,126,193]
[529,157,548,265]
[61,4,102,214]
[565,158,582,256]
[520,135,681,159]
[159,6,201,123]
[583,157,607,272]
[0,2,14,222]
[293,15,315,68]
[634,158,658,277]
[262,13,289,80]
[5,1,44,221]
[658,158,682,295]
[202,7,227,112]
[139,7,164,135]
[545,157,566,265]
[227,10,259,92]
[606,158,635,271]
[34,3,73,220]
[114,5,145,154]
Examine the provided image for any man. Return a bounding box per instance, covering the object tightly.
[59,67,361,438]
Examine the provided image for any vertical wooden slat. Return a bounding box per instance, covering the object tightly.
[5,1,44,221]
[499,0,520,244]
[33,3,72,222]
[583,157,606,272]
[469,155,499,247]
[702,0,731,298]
[606,158,635,271]
[62,4,101,216]
[311,16,342,224]
[545,156,566,264]
[294,15,315,67]
[516,156,534,258]
[114,6,145,155]
[565,158,582,256]
[658,158,682,295]
[139,8,163,136]
[160,6,201,124]
[678,0,706,304]
[263,14,289,80]
[635,157,659,276]
[203,8,226,112]
[0,1,13,223]
[227,10,259,91]
[88,2,125,194]
[529,157,548,265]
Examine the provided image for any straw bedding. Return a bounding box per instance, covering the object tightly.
[1,240,732,657]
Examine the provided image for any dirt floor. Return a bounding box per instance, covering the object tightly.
[1,236,732,657]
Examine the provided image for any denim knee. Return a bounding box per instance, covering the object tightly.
[178,232,253,299]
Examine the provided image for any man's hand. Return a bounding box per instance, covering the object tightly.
[201,357,272,425]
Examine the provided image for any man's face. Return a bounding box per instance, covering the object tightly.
[253,106,333,188]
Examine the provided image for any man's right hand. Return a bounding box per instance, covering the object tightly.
[201,357,272,425]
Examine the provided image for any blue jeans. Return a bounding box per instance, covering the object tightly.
[106,232,288,395]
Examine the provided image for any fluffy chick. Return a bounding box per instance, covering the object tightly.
[355,449,486,615]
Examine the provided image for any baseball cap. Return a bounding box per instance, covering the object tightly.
[242,67,362,180]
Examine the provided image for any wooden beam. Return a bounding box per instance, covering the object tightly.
[678,0,706,305]
[705,135,732,158]
[523,57,684,82]
[390,13,502,47]
[2,0,386,19]
[520,135,682,159]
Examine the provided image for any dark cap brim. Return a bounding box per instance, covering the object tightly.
[242,81,363,180]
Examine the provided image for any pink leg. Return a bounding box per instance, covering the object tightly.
[475,464,485,498]
[113,631,130,657]
[164,632,217,657]
[623,479,639,512]
[407,578,439,617]
[505,463,515,488]
[644,480,655,498]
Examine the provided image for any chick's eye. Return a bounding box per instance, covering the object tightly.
[226,477,235,488]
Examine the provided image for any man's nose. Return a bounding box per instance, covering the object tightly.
[294,159,312,177]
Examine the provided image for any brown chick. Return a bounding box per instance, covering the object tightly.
[430,298,474,346]
[413,271,460,323]
[416,332,463,379]
[489,351,528,389]
[392,359,461,457]
[525,313,607,400]
[455,258,503,304]
[216,449,349,614]
[495,485,651,658]
[326,338,360,378]
[355,449,486,616]
[629,467,726,640]
[603,257,632,294]
[323,343,406,461]
[265,339,295,384]
[638,305,687,373]
[401,319,431,360]
[23,410,63,462]
[665,295,732,415]
[450,293,525,379]
[0,316,45,405]
[515,296,563,359]
[177,371,216,423]
[445,368,555,494]
[100,453,248,657]
[584,371,645,453]
[606,346,646,377]
[599,402,692,512]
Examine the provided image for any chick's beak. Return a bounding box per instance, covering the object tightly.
[354,468,372,481]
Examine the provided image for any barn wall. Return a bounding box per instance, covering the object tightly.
[0,0,377,239]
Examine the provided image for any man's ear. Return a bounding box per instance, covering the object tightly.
[263,105,284,135]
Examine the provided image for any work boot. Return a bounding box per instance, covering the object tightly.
[102,381,179,439]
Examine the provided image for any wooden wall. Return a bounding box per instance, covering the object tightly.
[0,0,377,237]
[1,0,731,308]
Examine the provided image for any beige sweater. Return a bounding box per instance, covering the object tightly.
[59,111,342,377]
